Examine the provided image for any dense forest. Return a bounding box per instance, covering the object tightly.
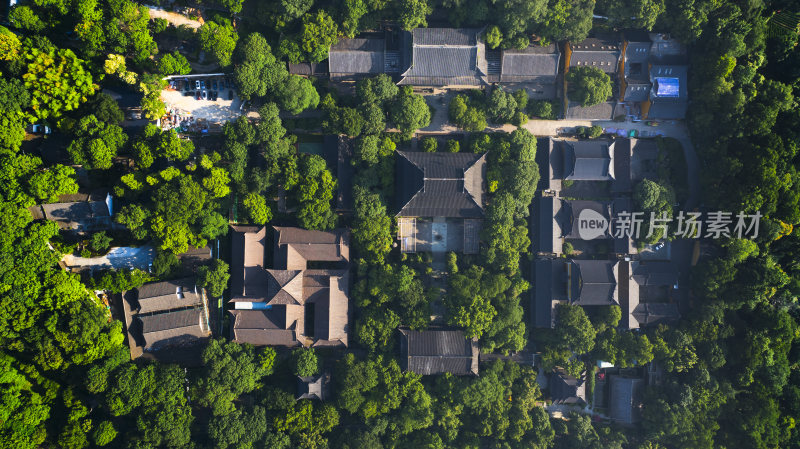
[1,0,800,448]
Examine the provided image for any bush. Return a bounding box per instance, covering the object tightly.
[152,250,180,277]
[528,100,556,119]
[513,89,529,111]
[512,112,528,126]
[576,125,603,139]
[563,242,574,255]
[446,252,458,273]
[447,140,460,153]
[90,231,112,253]
[449,95,487,131]
[292,348,319,377]
[421,137,438,152]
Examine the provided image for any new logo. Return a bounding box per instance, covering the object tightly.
[577,209,609,240]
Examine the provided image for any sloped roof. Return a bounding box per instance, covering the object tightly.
[562,140,615,180]
[414,28,477,45]
[571,260,619,306]
[624,41,650,64]
[534,196,562,254]
[137,307,205,349]
[274,226,350,270]
[500,44,560,81]
[39,193,112,231]
[399,28,486,86]
[328,38,385,75]
[400,328,479,375]
[631,303,680,327]
[396,152,486,218]
[229,226,351,348]
[550,368,587,405]
[623,83,651,102]
[609,376,644,424]
[135,278,200,314]
[312,273,349,345]
[611,139,632,193]
[296,374,329,401]
[230,226,268,301]
[533,259,560,328]
[266,269,304,305]
[612,198,634,254]
[570,38,621,74]
[229,309,299,346]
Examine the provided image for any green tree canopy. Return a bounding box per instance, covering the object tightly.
[67,115,127,169]
[301,11,338,63]
[23,47,95,120]
[233,32,288,100]
[200,20,239,67]
[198,259,230,298]
[275,75,319,115]
[390,87,431,137]
[566,66,613,107]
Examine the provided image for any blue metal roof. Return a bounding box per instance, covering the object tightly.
[654,77,680,97]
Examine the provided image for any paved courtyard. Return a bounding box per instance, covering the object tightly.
[63,245,155,271]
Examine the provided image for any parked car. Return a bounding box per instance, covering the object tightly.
[195,80,200,90]
[228,89,234,100]
[200,80,206,90]
[169,80,176,89]
[184,90,195,97]
[211,80,218,90]
[196,91,202,100]
[201,90,208,100]
[223,78,230,89]
[210,91,218,101]
[184,81,192,92]
[27,124,52,134]
[653,242,665,251]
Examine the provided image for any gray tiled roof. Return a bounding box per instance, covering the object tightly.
[611,138,632,193]
[399,28,487,86]
[631,303,680,326]
[135,278,200,314]
[533,259,558,328]
[405,46,478,77]
[562,140,615,180]
[400,328,479,375]
[137,307,206,349]
[570,38,621,74]
[396,152,485,218]
[623,83,651,102]
[533,196,561,254]
[328,39,385,75]
[624,41,650,64]
[296,374,329,401]
[609,376,644,424]
[571,260,619,306]
[550,369,587,405]
[413,28,477,46]
[500,44,560,81]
